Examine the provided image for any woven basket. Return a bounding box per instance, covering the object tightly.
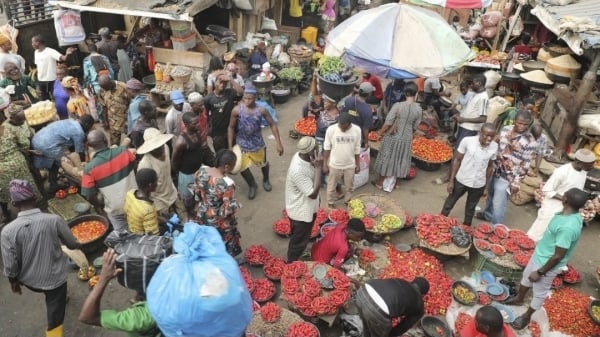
[419,239,471,256]
[246,308,304,337]
[349,194,406,235]
[170,66,192,84]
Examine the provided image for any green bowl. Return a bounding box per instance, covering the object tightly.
[93,257,103,269]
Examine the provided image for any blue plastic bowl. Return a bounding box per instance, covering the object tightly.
[481,270,496,284]
[491,303,516,323]
[486,283,504,296]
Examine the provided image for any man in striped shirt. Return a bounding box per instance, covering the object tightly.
[1,179,80,337]
[81,130,137,233]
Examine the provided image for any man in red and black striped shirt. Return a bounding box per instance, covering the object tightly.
[81,130,137,233]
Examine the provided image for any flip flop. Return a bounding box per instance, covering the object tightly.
[371,181,383,190]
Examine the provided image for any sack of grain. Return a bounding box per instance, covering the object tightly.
[486,96,511,123]
[480,26,497,39]
[482,11,503,27]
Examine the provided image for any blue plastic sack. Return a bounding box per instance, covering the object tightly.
[257,100,279,127]
[146,223,252,337]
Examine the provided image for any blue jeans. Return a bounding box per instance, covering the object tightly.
[483,176,509,225]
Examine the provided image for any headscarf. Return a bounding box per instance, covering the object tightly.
[4,103,23,119]
[126,78,144,91]
[0,34,9,46]
[61,76,79,90]
[9,179,36,203]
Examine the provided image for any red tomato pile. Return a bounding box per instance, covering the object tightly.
[245,245,272,265]
[362,217,375,230]
[404,211,414,228]
[412,136,453,163]
[329,208,349,225]
[239,266,254,292]
[473,225,536,267]
[543,287,600,337]
[415,213,459,247]
[263,257,286,280]
[259,302,281,323]
[477,291,492,305]
[380,246,453,315]
[551,276,563,289]
[529,320,541,337]
[294,117,317,136]
[561,264,581,284]
[273,217,292,236]
[286,322,319,337]
[281,262,351,317]
[359,248,376,264]
[71,220,106,243]
[454,312,473,332]
[252,278,276,302]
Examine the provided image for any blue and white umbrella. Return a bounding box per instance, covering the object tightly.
[324,3,474,79]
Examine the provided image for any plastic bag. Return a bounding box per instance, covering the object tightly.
[261,16,277,31]
[146,223,252,337]
[481,11,503,27]
[353,148,370,189]
[53,10,86,46]
[233,0,253,10]
[382,176,396,193]
[105,233,173,293]
[480,26,498,39]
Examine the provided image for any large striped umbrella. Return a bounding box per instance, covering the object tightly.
[324,3,474,79]
[409,0,493,9]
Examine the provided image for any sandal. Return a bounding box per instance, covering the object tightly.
[371,180,383,190]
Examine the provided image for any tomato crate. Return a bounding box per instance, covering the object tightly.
[475,251,523,283]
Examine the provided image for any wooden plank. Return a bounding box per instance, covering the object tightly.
[152,47,206,68]
[540,92,557,128]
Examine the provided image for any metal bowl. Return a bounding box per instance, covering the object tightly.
[451,280,478,306]
[67,215,110,254]
[421,316,452,337]
[522,60,546,72]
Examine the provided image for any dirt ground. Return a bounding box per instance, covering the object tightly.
[1,92,600,337]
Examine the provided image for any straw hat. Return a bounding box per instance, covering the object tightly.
[231,144,243,174]
[136,128,174,155]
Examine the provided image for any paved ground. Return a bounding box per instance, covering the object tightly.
[1,92,600,337]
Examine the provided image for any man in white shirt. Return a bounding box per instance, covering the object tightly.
[453,74,488,146]
[323,112,362,208]
[526,149,595,241]
[32,35,75,101]
[285,137,322,262]
[165,90,191,135]
[441,123,498,226]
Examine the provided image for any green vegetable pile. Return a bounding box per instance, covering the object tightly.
[348,199,365,219]
[318,56,346,76]
[278,66,304,81]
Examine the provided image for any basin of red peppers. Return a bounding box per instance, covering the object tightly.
[543,287,600,337]
[379,246,453,315]
[416,213,470,248]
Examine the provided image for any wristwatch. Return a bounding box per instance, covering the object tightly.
[536,270,546,276]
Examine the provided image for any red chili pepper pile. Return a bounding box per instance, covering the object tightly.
[252,278,276,302]
[239,266,254,292]
[283,261,308,278]
[245,245,272,265]
[561,264,581,284]
[273,217,292,236]
[263,257,286,280]
[359,248,376,263]
[259,302,281,323]
[379,246,453,315]
[543,287,600,337]
[303,277,322,298]
[473,224,536,266]
[310,208,328,239]
[329,208,349,225]
[412,136,453,163]
[477,291,492,305]
[326,268,351,290]
[529,320,541,337]
[415,213,458,247]
[311,296,332,315]
[454,312,473,333]
[328,289,350,307]
[286,322,319,337]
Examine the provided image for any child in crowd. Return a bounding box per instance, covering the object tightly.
[124,168,160,235]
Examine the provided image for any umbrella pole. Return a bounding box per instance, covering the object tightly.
[500,3,523,52]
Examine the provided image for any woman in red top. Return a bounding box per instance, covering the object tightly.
[311,218,365,268]
[460,306,516,337]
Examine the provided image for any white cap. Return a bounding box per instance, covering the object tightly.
[262,62,271,70]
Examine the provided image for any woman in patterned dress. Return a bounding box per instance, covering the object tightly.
[0,104,40,222]
[372,82,422,189]
[194,149,242,257]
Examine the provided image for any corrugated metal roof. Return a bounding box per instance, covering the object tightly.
[531,0,600,55]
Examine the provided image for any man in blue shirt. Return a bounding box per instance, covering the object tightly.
[31,115,95,194]
[506,187,588,329]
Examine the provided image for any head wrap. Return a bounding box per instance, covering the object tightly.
[297,136,316,154]
[244,87,257,95]
[0,34,9,45]
[4,103,23,119]
[575,149,596,163]
[126,78,144,91]
[61,76,78,90]
[9,179,35,203]
[188,92,204,104]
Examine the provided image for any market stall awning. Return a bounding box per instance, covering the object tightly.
[49,0,218,22]
[531,0,600,55]
[408,0,493,9]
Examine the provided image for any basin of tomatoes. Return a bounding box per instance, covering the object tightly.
[71,220,107,244]
[294,117,317,136]
[412,136,453,163]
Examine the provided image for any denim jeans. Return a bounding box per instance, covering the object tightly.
[483,176,509,225]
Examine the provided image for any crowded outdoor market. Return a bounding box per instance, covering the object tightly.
[1,0,600,336]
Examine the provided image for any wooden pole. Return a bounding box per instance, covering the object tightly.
[552,50,600,160]
[500,3,522,52]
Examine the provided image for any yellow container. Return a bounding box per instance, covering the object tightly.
[301,26,318,46]
[154,70,163,82]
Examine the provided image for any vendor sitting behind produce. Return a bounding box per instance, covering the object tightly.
[311,218,365,268]
[258,62,274,81]
[248,41,268,77]
[460,305,516,337]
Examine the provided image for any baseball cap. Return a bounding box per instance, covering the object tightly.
[359,82,375,94]
[170,90,185,104]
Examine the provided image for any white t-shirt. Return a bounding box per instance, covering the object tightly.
[459,91,488,131]
[455,136,498,188]
[34,48,62,81]
[285,153,319,222]
[324,123,362,170]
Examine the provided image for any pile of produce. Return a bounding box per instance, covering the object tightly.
[280,208,326,239]
[273,217,292,236]
[359,248,376,264]
[473,225,535,268]
[544,287,600,337]
[412,136,453,163]
[454,312,473,332]
[452,283,477,305]
[328,208,349,225]
[287,44,313,58]
[24,101,58,126]
[259,302,281,323]
[348,199,403,233]
[473,50,501,65]
[529,321,541,337]
[368,131,381,142]
[416,214,470,248]
[263,257,287,280]
[278,66,304,82]
[245,245,272,266]
[252,278,276,302]
[281,262,352,317]
[380,246,453,315]
[71,220,107,244]
[294,117,317,136]
[286,322,319,337]
[311,208,328,239]
[318,56,354,83]
[240,266,255,292]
